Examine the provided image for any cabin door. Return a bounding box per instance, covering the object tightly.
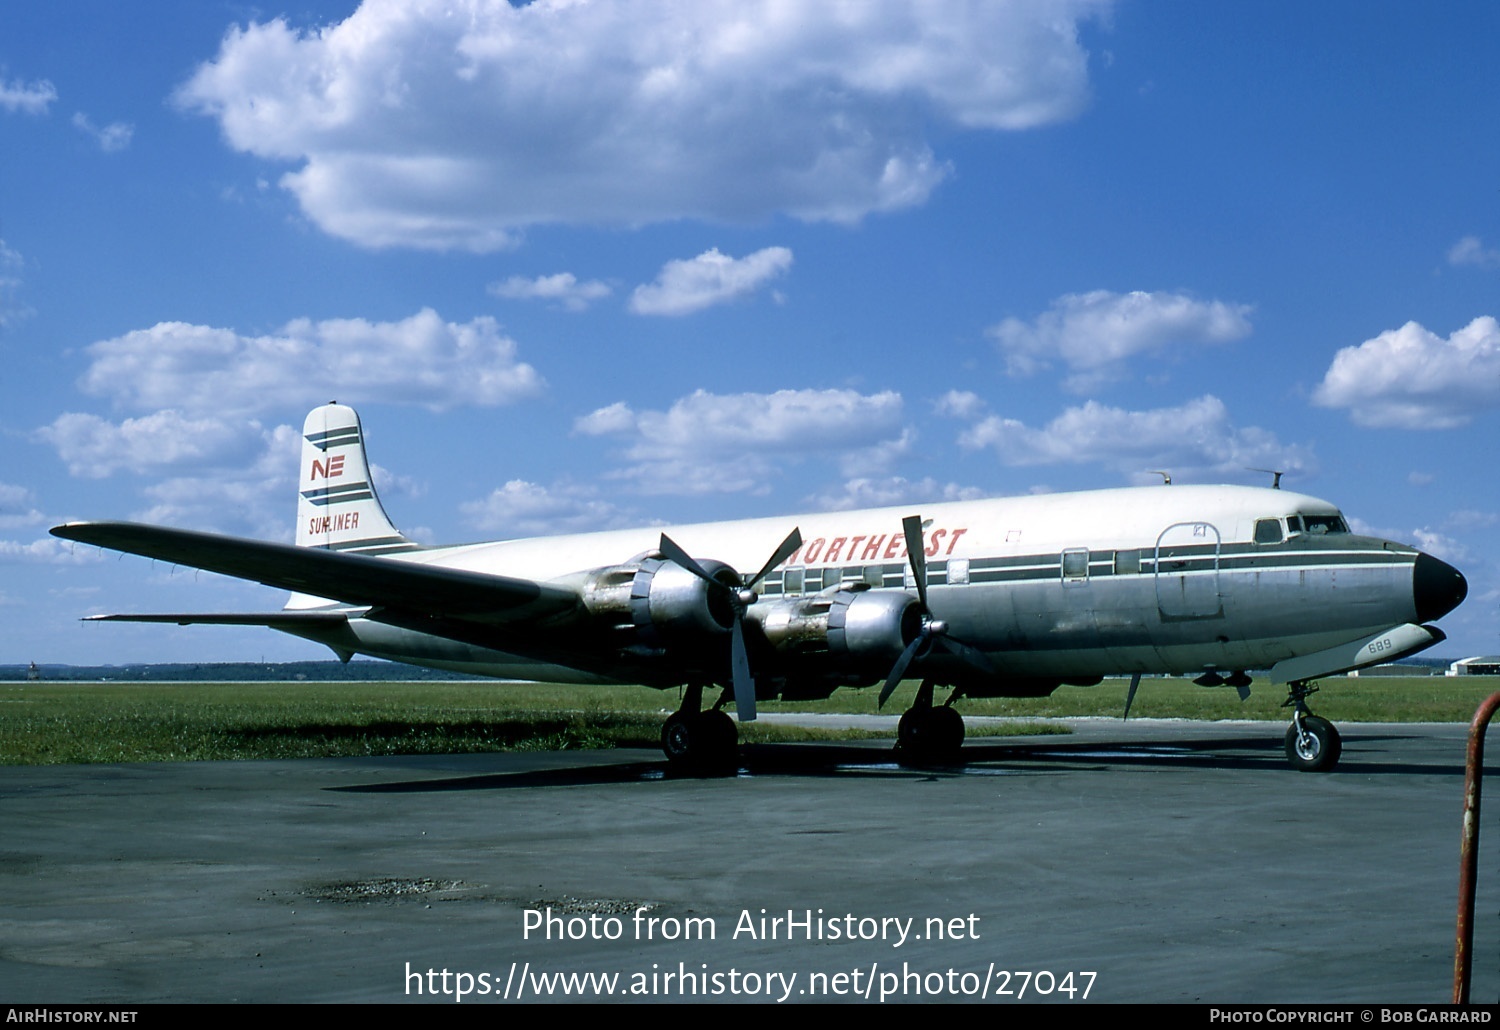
[1154,521,1222,619]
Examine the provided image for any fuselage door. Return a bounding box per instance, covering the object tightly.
[1154,522,1222,620]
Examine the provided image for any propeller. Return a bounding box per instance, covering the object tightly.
[656,527,802,723]
[876,515,998,708]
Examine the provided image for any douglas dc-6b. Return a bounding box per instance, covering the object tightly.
[52,403,1467,772]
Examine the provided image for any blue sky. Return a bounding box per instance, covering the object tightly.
[2,0,1496,666]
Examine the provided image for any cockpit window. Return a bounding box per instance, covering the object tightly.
[1288,513,1349,536]
[1301,514,1348,535]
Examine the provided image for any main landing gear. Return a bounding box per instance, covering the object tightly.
[661,683,739,774]
[1282,681,1342,772]
[896,680,965,764]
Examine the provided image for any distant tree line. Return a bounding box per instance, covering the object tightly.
[0,661,488,682]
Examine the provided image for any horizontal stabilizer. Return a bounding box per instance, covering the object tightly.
[51,521,579,624]
[85,612,351,627]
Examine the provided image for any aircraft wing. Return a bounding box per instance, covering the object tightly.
[50,521,580,624]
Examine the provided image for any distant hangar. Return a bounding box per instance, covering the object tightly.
[1448,657,1500,677]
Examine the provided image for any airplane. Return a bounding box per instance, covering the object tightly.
[51,402,1467,773]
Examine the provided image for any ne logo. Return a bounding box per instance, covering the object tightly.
[310,455,345,480]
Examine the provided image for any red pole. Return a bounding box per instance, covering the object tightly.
[1454,691,1500,1004]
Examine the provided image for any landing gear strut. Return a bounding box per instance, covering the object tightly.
[661,683,739,774]
[896,680,965,764]
[1281,681,1341,772]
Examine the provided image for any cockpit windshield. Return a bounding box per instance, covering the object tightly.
[1287,513,1349,536]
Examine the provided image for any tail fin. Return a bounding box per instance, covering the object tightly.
[296,403,419,556]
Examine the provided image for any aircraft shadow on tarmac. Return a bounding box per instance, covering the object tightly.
[327,731,1472,794]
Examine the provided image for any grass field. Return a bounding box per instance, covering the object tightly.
[1,675,1496,765]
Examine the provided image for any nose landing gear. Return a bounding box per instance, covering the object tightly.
[1282,681,1342,772]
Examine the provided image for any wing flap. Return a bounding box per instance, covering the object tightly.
[51,521,579,624]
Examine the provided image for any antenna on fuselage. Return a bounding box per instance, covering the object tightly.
[1147,470,1172,485]
[1247,467,1284,489]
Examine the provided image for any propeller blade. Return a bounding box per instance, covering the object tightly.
[877,633,925,709]
[901,515,928,610]
[658,533,717,585]
[730,618,755,722]
[745,527,803,590]
[936,634,998,678]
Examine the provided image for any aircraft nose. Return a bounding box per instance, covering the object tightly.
[1413,551,1467,622]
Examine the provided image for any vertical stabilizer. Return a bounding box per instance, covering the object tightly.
[296,403,419,555]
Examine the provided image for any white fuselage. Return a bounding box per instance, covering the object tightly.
[285,484,1436,692]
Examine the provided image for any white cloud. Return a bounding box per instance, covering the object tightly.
[1348,518,1470,565]
[0,77,56,115]
[175,0,1108,251]
[129,425,304,539]
[488,272,612,311]
[1448,236,1500,270]
[0,538,104,564]
[1312,317,1500,429]
[575,387,906,494]
[0,482,43,530]
[958,395,1313,481]
[837,427,915,479]
[987,289,1253,391]
[460,479,644,537]
[934,390,985,419]
[1409,528,1468,564]
[35,411,274,479]
[806,476,986,512]
[629,247,793,316]
[369,463,426,501]
[77,308,544,416]
[71,112,134,152]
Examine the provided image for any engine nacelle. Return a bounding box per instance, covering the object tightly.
[580,555,737,654]
[752,587,921,664]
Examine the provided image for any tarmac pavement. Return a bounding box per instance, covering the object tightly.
[0,718,1495,1004]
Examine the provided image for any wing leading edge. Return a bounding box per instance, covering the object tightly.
[50,521,579,624]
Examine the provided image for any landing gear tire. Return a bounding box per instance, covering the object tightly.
[661,710,738,774]
[1284,716,1341,772]
[897,705,965,764]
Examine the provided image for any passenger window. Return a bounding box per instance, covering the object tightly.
[783,568,803,596]
[1254,518,1284,545]
[1115,550,1141,575]
[1062,548,1089,582]
[948,558,970,585]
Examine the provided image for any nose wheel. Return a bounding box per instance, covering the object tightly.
[1282,682,1341,772]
